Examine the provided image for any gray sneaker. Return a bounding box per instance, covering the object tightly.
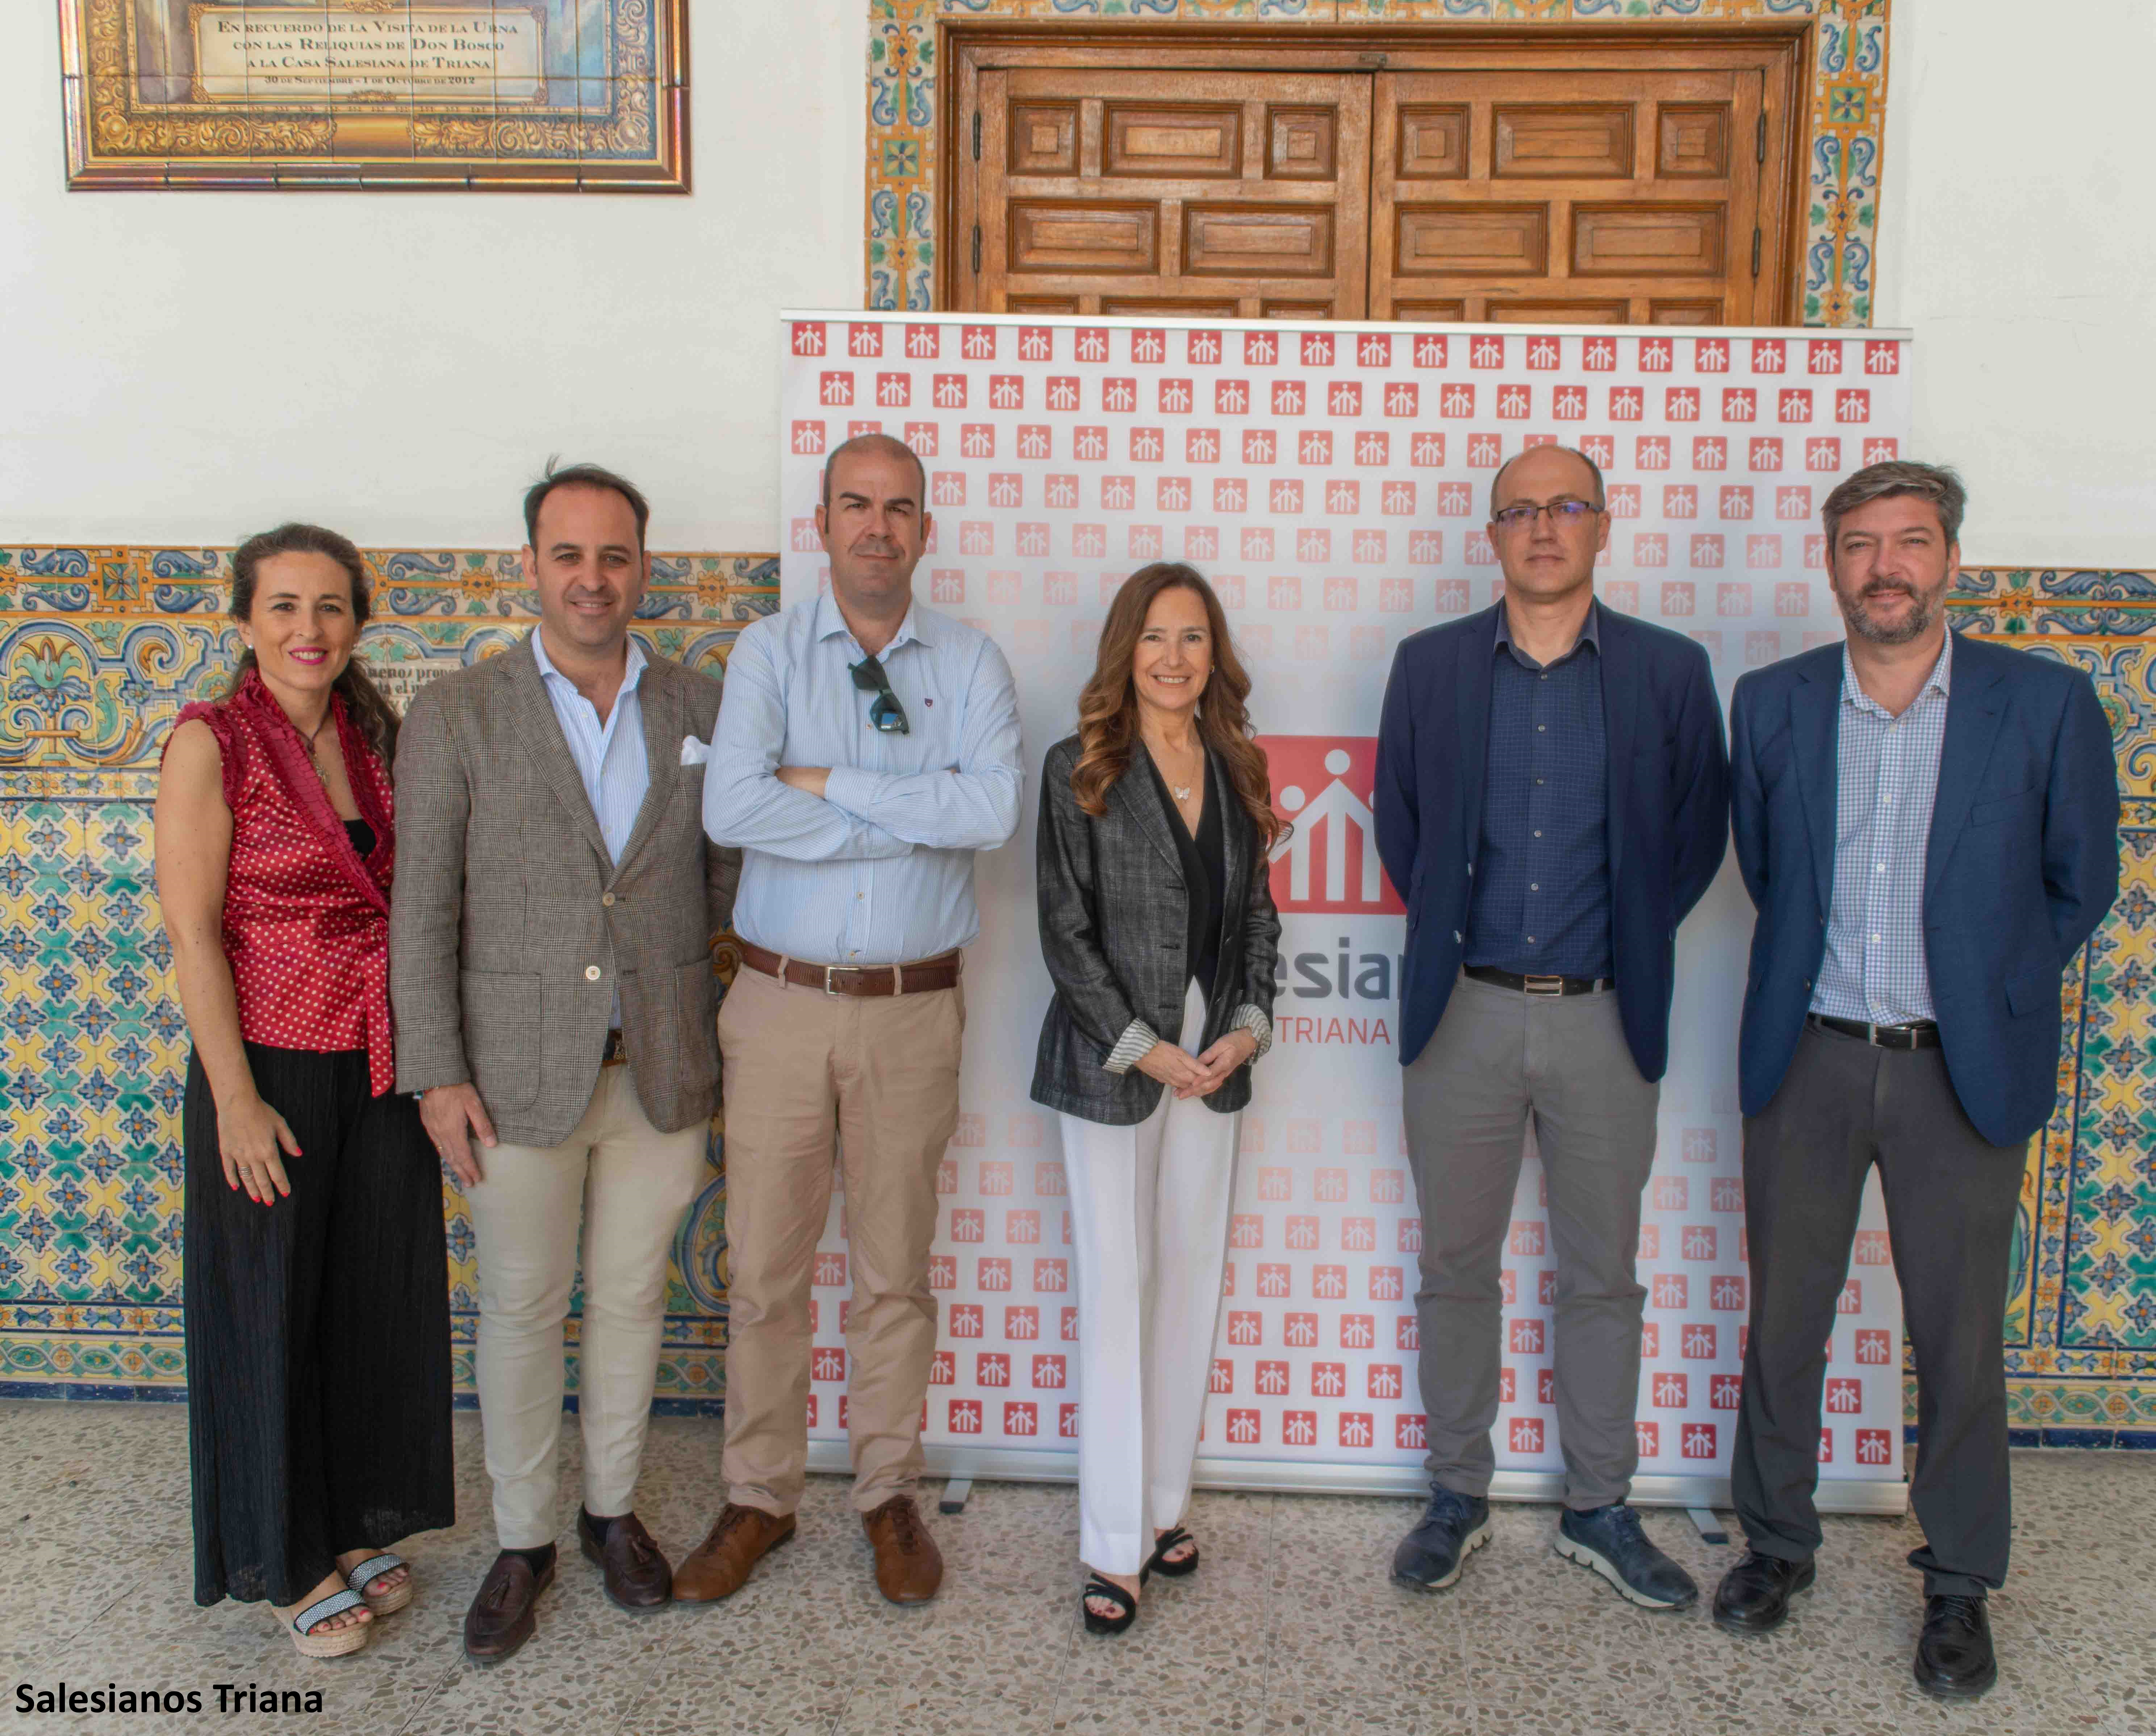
[1555,1503,1699,1609]
[1391,1486,1493,1592]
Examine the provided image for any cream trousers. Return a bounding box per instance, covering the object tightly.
[463,1063,708,1548]
[1058,979,1241,1576]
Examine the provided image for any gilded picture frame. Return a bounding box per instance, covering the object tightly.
[58,0,690,191]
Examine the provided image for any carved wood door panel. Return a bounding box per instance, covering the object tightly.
[946,32,1808,328]
[1368,55,1796,326]
[961,69,1372,320]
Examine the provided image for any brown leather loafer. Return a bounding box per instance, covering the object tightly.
[578,1510,672,1611]
[673,1503,797,1602]
[862,1495,943,1605]
[463,1550,555,1664]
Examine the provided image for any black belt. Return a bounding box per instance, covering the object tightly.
[600,1028,628,1067]
[1808,1013,1940,1050]
[1464,964,1613,997]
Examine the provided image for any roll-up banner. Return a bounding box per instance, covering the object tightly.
[778,312,1910,1514]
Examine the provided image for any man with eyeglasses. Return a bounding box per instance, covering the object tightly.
[1374,444,1730,1609]
[684,432,1023,1607]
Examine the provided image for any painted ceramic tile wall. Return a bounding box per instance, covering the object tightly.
[0,549,2147,1445]
[0,549,777,1412]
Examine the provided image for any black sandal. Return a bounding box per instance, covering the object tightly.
[1081,1573,1139,1636]
[1145,1525,1200,1579]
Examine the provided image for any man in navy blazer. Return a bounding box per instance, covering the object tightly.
[1374,445,1729,1610]
[1713,461,2119,1701]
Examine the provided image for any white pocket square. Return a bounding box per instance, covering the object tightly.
[679,735,711,767]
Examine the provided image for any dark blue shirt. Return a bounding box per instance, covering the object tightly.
[1463,602,1613,978]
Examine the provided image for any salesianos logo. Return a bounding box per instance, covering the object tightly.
[1259,737,1404,915]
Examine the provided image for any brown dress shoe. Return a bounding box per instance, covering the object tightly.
[578,1510,672,1611]
[673,1503,797,1602]
[862,1496,943,1605]
[463,1550,555,1664]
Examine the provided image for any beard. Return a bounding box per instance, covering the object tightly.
[1836,577,1942,646]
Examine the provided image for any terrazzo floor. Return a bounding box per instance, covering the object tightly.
[2,1401,2150,1734]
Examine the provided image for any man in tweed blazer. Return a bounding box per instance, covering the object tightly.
[390,464,739,1663]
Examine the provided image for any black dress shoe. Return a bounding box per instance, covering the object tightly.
[1711,1551,1815,1633]
[1390,1486,1492,1592]
[463,1550,555,1663]
[1914,1594,1997,1699]
[579,1509,673,1611]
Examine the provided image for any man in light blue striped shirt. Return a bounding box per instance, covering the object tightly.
[1720,460,2122,1700]
[531,628,647,1025]
[1810,631,1951,1026]
[681,434,1021,1610]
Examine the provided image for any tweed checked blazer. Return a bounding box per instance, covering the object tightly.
[1030,733,1282,1126]
[389,633,740,1147]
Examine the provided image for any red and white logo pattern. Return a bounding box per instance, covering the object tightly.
[781,315,1910,1483]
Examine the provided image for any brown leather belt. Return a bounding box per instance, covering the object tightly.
[738,939,961,997]
[599,1028,628,1067]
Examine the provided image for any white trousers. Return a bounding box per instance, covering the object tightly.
[463,1064,709,1548]
[1058,980,1241,1575]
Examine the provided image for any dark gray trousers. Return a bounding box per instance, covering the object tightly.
[1731,1023,2025,1599]
[1403,974,1660,1510]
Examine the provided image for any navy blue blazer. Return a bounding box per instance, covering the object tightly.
[1374,602,1731,1077]
[1730,632,2119,1147]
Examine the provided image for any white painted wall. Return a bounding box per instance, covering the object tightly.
[4,0,2152,565]
[1873,0,2156,567]
[0,0,867,551]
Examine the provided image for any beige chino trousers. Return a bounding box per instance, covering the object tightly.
[718,963,964,1516]
[463,1064,709,1548]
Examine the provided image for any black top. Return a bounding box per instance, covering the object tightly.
[343,817,378,858]
[1463,602,1613,978]
[1142,748,1225,1000]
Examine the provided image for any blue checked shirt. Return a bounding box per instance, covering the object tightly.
[702,590,1023,965]
[1810,632,1954,1025]
[1463,602,1614,979]
[531,629,648,1026]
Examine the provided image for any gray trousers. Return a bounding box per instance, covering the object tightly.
[1402,973,1660,1509]
[1731,1023,2025,1599]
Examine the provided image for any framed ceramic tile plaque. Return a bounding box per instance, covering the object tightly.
[58,0,689,190]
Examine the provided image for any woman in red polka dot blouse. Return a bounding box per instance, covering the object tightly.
[155,524,453,1659]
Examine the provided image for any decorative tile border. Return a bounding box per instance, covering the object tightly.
[3,550,2148,1448]
[864,0,1889,325]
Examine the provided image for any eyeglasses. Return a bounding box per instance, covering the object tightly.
[849,653,910,734]
[1491,498,1603,532]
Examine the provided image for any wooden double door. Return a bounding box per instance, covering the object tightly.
[950,36,1804,326]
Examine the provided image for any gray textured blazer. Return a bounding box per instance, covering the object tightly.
[1030,733,1281,1126]
[388,634,740,1147]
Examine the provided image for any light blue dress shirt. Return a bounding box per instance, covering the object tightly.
[1811,631,1953,1026]
[702,589,1023,965]
[532,628,649,1024]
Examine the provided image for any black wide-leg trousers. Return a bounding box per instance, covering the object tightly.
[184,1043,455,1606]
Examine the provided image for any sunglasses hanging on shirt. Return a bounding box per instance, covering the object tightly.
[849,653,911,735]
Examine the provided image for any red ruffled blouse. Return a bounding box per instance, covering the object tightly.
[167,671,398,1094]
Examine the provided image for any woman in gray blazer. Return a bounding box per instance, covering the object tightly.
[1031,562,1283,1635]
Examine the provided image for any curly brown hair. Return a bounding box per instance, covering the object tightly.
[1069,563,1284,846]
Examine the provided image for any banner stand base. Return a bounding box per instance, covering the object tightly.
[1688,1507,1730,1545]
[805,1441,1910,1518]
